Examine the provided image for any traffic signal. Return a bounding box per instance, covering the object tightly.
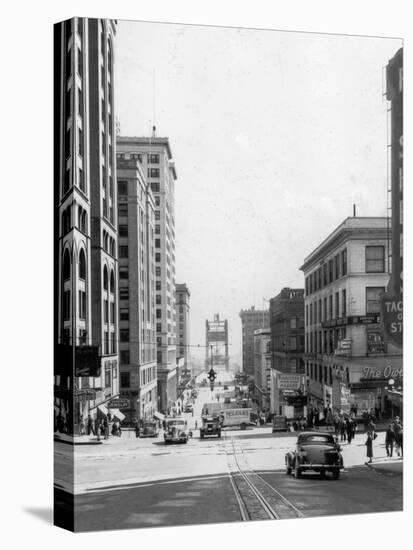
[210,381,214,391]
[207,369,216,381]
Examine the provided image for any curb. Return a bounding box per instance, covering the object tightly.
[365,460,403,474]
[54,436,103,446]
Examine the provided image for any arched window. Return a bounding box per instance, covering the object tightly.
[104,231,109,252]
[110,237,115,256]
[110,269,115,293]
[62,206,71,234]
[103,265,108,290]
[81,210,87,233]
[79,249,86,280]
[63,249,71,280]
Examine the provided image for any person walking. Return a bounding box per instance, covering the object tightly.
[385,423,396,457]
[346,418,353,444]
[340,418,346,442]
[393,417,403,457]
[79,415,86,436]
[87,414,95,436]
[103,417,109,439]
[365,430,374,464]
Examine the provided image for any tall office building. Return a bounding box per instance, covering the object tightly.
[117,133,178,413]
[300,217,401,417]
[176,284,191,377]
[116,156,157,423]
[55,18,119,434]
[239,307,269,378]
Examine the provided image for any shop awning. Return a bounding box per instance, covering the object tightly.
[154,411,165,420]
[97,404,109,416]
[109,408,125,421]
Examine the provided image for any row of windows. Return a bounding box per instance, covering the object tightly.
[305,249,347,295]
[306,362,335,386]
[306,289,347,325]
[306,328,346,355]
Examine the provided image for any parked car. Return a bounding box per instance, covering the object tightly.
[285,432,344,479]
[164,418,192,444]
[184,404,193,413]
[139,421,159,438]
[272,415,288,432]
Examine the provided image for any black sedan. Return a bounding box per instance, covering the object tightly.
[285,432,344,479]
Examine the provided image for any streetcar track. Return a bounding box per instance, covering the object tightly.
[222,432,304,521]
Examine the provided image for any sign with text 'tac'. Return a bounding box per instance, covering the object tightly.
[381,293,403,348]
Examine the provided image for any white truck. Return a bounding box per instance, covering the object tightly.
[219,408,253,430]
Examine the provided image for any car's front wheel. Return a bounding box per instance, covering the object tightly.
[294,460,302,478]
[332,469,340,479]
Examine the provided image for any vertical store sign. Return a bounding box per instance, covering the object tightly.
[381,293,403,348]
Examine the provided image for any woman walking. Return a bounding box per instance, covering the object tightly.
[365,430,374,464]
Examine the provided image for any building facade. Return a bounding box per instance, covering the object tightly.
[176,284,191,378]
[116,156,157,423]
[253,328,271,412]
[269,288,305,418]
[300,217,401,418]
[55,18,119,435]
[239,307,269,378]
[116,133,178,414]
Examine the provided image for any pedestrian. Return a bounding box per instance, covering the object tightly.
[393,417,403,457]
[135,423,140,438]
[79,415,86,436]
[87,414,95,436]
[365,430,374,464]
[385,423,396,457]
[340,418,346,442]
[195,420,198,430]
[103,417,109,439]
[346,418,353,444]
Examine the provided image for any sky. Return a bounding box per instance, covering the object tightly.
[114,20,401,361]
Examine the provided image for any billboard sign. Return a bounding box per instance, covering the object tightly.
[381,293,403,348]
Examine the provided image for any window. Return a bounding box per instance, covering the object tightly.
[119,287,129,300]
[328,259,334,283]
[110,301,115,323]
[120,329,129,342]
[335,255,340,279]
[63,249,71,280]
[148,168,160,178]
[155,210,160,220]
[342,289,346,316]
[104,332,109,355]
[155,225,160,234]
[335,292,339,318]
[118,203,128,217]
[309,304,313,325]
[119,225,128,237]
[77,47,83,78]
[156,309,162,319]
[120,308,129,321]
[120,371,130,388]
[156,295,161,304]
[290,336,297,351]
[78,249,86,280]
[365,246,385,273]
[103,266,108,290]
[155,252,161,263]
[155,239,161,248]
[78,128,83,157]
[366,287,385,314]
[119,246,128,258]
[341,249,347,276]
[323,264,327,286]
[156,281,161,291]
[118,181,128,195]
[155,266,161,277]
[62,207,71,235]
[151,182,160,193]
[155,196,160,206]
[63,290,70,320]
[156,323,162,333]
[329,295,333,319]
[119,267,128,280]
[149,154,159,164]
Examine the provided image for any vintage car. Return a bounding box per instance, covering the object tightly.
[200,415,221,438]
[285,431,344,479]
[184,403,193,413]
[164,418,192,444]
[272,415,288,432]
[139,421,159,438]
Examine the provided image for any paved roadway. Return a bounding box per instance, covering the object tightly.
[54,371,403,531]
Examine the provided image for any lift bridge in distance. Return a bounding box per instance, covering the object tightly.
[205,313,229,372]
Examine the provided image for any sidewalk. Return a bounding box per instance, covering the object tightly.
[54,432,102,445]
[365,457,403,474]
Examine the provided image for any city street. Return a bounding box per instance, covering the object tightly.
[54,373,403,531]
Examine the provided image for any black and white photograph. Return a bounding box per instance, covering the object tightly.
[52,14,404,533]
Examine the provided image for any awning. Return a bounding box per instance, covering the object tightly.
[97,404,109,416]
[153,411,165,421]
[109,408,125,421]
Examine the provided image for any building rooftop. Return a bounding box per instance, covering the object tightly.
[300,217,388,272]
